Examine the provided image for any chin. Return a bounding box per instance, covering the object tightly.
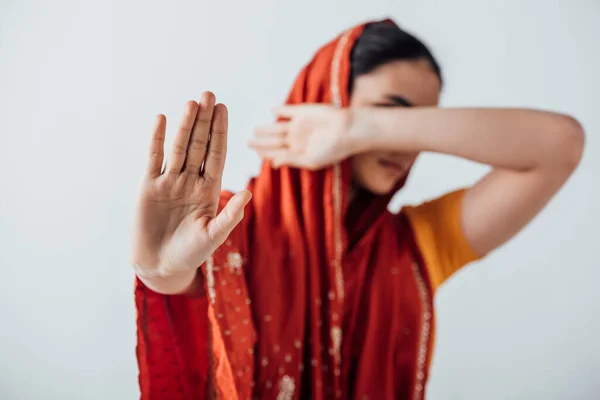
[372,187,397,196]
[361,181,397,196]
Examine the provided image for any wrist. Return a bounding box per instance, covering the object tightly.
[135,265,198,295]
[133,260,198,295]
[348,107,421,154]
[346,107,378,154]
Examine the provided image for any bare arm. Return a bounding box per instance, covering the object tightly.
[350,107,585,255]
[251,105,585,257]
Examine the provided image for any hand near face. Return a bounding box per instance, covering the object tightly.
[250,105,356,170]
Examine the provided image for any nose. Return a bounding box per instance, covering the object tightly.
[386,152,410,163]
[384,152,417,170]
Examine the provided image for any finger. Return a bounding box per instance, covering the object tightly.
[147,114,166,178]
[252,122,289,138]
[167,101,199,174]
[207,190,252,246]
[202,103,228,183]
[253,148,289,159]
[272,104,316,118]
[247,136,288,150]
[253,149,292,168]
[184,91,215,175]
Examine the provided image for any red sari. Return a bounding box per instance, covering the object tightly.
[135,19,435,399]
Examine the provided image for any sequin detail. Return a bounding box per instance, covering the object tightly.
[330,326,342,359]
[276,375,295,400]
[227,252,243,274]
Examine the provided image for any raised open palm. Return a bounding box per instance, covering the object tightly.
[131,92,251,294]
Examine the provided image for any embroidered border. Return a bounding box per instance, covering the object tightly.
[410,262,432,400]
[328,28,354,398]
[330,29,350,303]
[205,255,216,304]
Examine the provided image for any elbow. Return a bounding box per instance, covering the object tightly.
[552,115,585,172]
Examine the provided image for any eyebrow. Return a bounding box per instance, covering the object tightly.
[373,95,415,108]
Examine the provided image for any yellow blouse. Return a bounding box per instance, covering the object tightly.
[404,189,481,293]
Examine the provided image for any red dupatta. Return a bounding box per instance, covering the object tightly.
[135,19,435,400]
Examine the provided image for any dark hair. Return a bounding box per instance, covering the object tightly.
[349,21,442,93]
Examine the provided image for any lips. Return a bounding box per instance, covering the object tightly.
[377,159,405,173]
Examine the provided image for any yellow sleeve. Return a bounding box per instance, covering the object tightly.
[403,189,481,293]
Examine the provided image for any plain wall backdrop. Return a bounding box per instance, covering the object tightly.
[1,0,598,399]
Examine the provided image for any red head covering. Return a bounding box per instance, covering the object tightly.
[135,19,434,400]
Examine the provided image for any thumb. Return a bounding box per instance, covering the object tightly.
[207,190,252,246]
[269,150,293,169]
[272,105,296,119]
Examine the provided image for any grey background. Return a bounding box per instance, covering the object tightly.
[0,0,598,399]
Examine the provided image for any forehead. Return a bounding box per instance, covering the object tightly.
[349,59,441,107]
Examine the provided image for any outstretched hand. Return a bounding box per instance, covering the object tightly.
[249,104,357,169]
[131,92,251,292]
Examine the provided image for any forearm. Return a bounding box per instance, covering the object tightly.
[352,107,584,171]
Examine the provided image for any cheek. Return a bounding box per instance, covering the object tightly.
[351,155,374,182]
[351,155,398,193]
[402,154,419,170]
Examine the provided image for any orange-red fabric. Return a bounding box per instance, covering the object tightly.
[135,19,447,399]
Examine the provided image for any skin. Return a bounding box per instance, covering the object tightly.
[349,59,441,194]
[135,59,584,295]
[250,60,585,258]
[131,92,251,295]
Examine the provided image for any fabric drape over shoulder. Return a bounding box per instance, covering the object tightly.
[135,18,479,400]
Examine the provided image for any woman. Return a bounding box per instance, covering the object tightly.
[131,20,584,399]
